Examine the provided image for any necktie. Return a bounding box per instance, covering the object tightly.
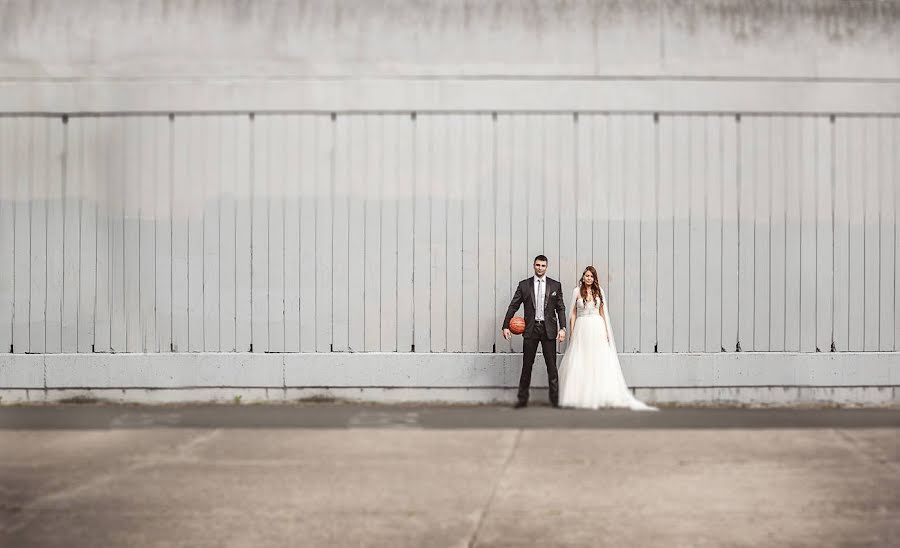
[537,279,544,320]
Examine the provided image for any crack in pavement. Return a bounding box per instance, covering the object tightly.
[466,429,522,548]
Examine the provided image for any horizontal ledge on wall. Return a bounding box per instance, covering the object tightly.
[1,79,898,114]
[1,386,897,407]
[1,353,897,390]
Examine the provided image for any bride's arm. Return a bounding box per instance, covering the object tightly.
[599,289,612,343]
[568,287,578,333]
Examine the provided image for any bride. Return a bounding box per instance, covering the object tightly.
[558,266,657,411]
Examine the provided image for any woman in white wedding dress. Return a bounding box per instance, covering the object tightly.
[558,266,657,411]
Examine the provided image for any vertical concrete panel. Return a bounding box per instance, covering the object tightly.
[460,116,480,353]
[639,114,659,354]
[863,117,881,351]
[155,116,173,354]
[330,115,350,352]
[122,116,142,353]
[47,118,69,353]
[0,119,14,353]
[61,117,81,353]
[282,115,301,353]
[93,118,112,353]
[29,118,49,354]
[412,114,431,353]
[233,116,253,352]
[171,116,190,353]
[720,116,739,353]
[845,118,866,351]
[185,117,205,353]
[219,115,238,353]
[876,116,895,351]
[832,117,851,351]
[477,115,497,353]
[753,116,771,352]
[769,116,787,352]
[895,118,900,351]
[12,117,31,354]
[107,117,127,353]
[444,116,462,353]
[77,118,99,354]
[507,115,528,354]
[314,116,334,353]
[798,115,819,352]
[346,116,366,353]
[138,117,159,353]
[363,116,383,353]
[607,115,625,346]
[814,116,834,353]
[379,116,400,353]
[428,116,448,353]
[671,115,691,353]
[741,115,757,350]
[655,115,674,353]
[688,116,707,352]
[705,116,723,353]
[622,115,643,353]
[526,116,545,266]
[493,115,512,353]
[396,115,415,353]
[786,116,804,352]
[299,116,319,353]
[266,116,285,353]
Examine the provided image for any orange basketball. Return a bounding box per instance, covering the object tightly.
[509,316,526,335]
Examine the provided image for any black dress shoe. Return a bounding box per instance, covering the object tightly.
[514,401,528,409]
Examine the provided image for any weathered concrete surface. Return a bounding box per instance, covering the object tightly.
[2,0,898,79]
[0,405,898,547]
[1,1,898,112]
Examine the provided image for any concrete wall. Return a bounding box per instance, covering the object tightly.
[0,0,898,404]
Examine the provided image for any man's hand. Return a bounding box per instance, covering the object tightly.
[502,328,511,341]
[557,329,566,343]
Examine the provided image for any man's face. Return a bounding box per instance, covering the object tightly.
[533,260,547,278]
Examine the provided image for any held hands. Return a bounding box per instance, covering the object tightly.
[500,328,565,342]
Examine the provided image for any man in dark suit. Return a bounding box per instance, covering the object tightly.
[502,255,567,408]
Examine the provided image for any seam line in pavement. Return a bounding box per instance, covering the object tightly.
[467,429,522,548]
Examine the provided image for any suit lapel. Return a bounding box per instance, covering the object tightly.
[543,279,551,311]
[529,277,537,307]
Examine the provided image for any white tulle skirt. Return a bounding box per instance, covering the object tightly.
[558,315,657,411]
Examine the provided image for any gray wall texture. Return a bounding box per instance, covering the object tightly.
[0,0,898,403]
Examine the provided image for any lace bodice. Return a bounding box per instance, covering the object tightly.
[574,291,602,318]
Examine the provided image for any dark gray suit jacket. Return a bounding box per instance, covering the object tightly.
[502,277,567,340]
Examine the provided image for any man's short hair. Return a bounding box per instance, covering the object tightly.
[534,255,548,264]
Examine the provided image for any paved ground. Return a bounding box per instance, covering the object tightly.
[1,404,898,547]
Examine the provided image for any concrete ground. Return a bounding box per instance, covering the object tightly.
[0,404,898,548]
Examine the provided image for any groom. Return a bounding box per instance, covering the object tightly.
[502,255,567,408]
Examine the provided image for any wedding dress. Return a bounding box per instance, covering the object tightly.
[558,287,657,411]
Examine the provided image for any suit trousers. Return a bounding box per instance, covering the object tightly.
[518,330,559,406]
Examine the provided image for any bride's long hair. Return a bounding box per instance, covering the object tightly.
[579,266,603,306]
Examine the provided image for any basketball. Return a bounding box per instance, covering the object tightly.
[509,316,526,335]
